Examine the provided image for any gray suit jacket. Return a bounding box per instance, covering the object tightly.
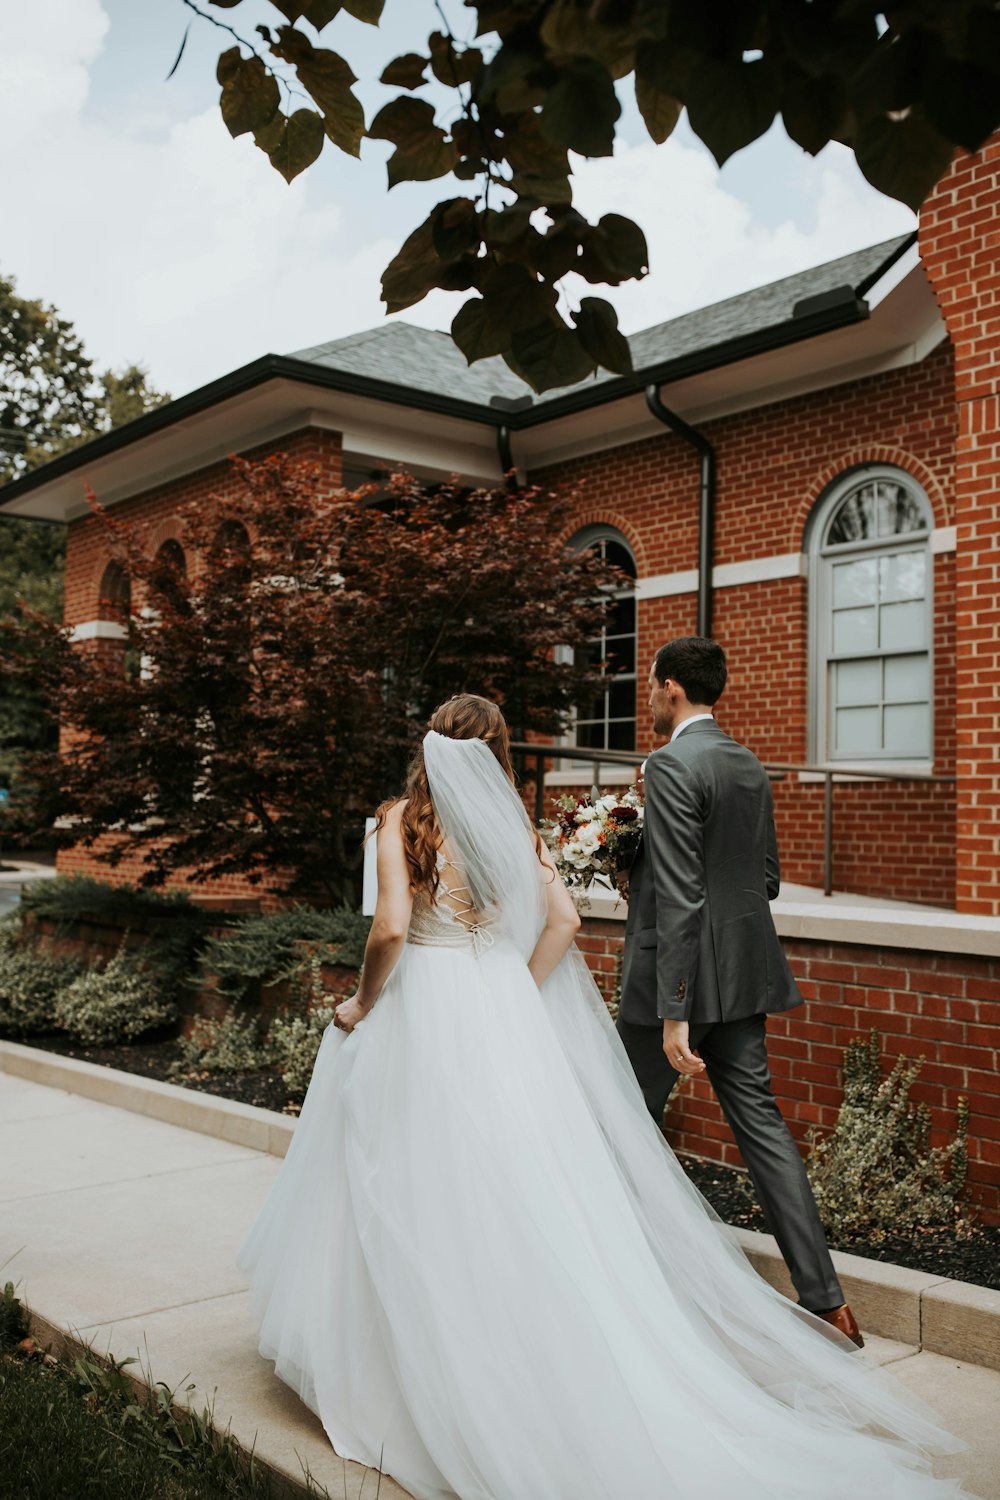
[619,719,803,1027]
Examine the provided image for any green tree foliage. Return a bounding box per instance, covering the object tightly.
[0,454,628,903]
[0,273,170,840]
[178,0,1000,391]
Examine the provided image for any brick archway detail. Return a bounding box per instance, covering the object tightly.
[795,448,951,545]
[555,508,647,576]
[144,516,187,558]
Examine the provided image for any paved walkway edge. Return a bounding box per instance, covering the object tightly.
[3,1039,998,1370]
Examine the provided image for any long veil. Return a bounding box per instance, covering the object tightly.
[424,730,963,1478]
[422,729,546,956]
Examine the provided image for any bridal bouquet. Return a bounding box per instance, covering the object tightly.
[543,787,644,892]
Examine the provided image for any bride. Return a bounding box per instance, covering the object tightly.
[237,694,968,1500]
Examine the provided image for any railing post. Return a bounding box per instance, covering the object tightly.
[823,772,834,897]
[591,761,602,800]
[534,753,545,826]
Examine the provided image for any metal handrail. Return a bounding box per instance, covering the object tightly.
[510,741,956,898]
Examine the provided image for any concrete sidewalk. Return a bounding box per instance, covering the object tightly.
[1,1065,998,1500]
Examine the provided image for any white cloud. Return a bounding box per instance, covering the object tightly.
[0,0,400,396]
[563,135,916,332]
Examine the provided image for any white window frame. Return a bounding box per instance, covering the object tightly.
[807,466,934,770]
[550,525,638,784]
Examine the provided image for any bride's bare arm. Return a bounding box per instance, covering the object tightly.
[527,840,581,987]
[334,802,413,1031]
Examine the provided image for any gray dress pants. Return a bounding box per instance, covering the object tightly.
[616,1011,844,1314]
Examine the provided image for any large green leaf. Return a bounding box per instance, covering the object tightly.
[369,97,458,187]
[505,321,597,394]
[481,264,559,331]
[634,64,682,144]
[380,53,429,90]
[381,202,479,314]
[922,57,1000,153]
[638,41,683,143]
[428,31,484,87]
[269,0,341,21]
[451,298,513,363]
[341,0,385,20]
[510,171,573,205]
[262,108,326,183]
[854,112,956,212]
[573,297,634,376]
[540,0,642,75]
[685,56,780,166]
[505,112,571,180]
[381,215,441,314]
[538,57,621,157]
[273,29,364,156]
[577,214,649,285]
[217,48,280,139]
[302,0,343,27]
[780,70,848,157]
[431,198,480,261]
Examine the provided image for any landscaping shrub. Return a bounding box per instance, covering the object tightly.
[18,873,209,988]
[269,1003,337,1104]
[195,905,369,1003]
[806,1030,970,1241]
[0,925,83,1037]
[169,1012,273,1078]
[54,942,178,1046]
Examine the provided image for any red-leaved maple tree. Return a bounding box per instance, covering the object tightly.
[3,455,627,903]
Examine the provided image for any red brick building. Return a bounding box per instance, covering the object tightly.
[3,143,998,1214]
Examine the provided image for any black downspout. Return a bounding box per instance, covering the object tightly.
[645,385,716,639]
[497,424,518,490]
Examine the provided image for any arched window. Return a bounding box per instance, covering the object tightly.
[154,538,186,575]
[97,560,130,624]
[209,520,252,585]
[809,469,933,762]
[570,525,638,752]
[96,559,140,681]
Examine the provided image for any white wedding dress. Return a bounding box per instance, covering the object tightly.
[236,733,968,1500]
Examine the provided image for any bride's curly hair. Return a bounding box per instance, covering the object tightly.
[372,694,542,896]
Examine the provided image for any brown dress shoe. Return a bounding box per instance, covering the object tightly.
[813,1303,864,1348]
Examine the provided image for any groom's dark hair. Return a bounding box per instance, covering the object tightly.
[653,637,727,706]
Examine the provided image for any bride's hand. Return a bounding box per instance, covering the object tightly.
[333,994,371,1033]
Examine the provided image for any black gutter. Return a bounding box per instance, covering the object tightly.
[645,387,716,638]
[0,236,908,515]
[511,290,871,429]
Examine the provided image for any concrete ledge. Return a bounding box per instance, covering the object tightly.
[922,1278,1000,1371]
[575,880,1000,956]
[732,1226,1000,1370]
[0,1041,295,1158]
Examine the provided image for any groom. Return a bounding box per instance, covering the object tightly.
[617,636,862,1346]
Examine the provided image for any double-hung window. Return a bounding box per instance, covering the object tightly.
[811,469,932,763]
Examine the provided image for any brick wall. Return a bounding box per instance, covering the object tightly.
[920,134,1000,915]
[532,345,958,906]
[578,916,1000,1224]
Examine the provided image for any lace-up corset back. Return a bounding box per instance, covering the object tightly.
[407,850,495,957]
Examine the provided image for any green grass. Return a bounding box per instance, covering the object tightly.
[0,1281,312,1500]
[0,1351,259,1500]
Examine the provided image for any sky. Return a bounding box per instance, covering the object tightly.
[2,0,917,402]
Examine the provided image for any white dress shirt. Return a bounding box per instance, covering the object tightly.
[670,713,715,742]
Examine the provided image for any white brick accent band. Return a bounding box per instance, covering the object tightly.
[68,620,127,642]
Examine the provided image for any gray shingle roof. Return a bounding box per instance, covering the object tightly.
[289,235,912,411]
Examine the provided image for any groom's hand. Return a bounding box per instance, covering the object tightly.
[662,1019,706,1076]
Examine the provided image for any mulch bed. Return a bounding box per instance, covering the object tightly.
[679,1156,1000,1293]
[17,1036,999,1290]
